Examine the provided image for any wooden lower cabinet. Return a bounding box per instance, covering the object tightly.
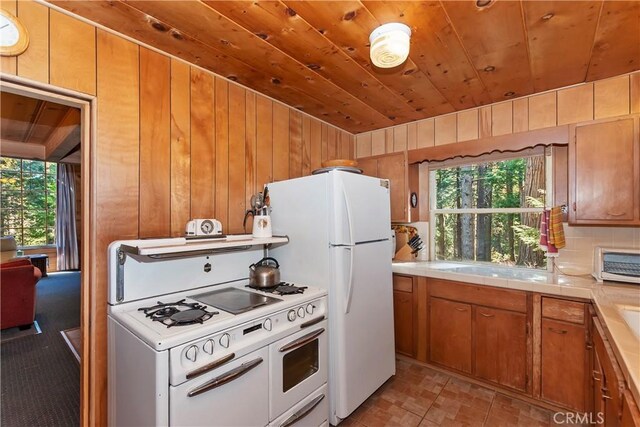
[541,318,588,412]
[393,274,415,357]
[622,390,640,427]
[593,316,626,426]
[474,307,528,391]
[429,297,472,373]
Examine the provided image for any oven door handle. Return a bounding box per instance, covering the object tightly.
[300,316,325,329]
[185,353,235,380]
[187,357,263,398]
[280,394,325,427]
[279,328,325,353]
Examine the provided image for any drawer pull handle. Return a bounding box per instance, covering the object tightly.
[455,307,467,312]
[601,388,613,400]
[548,327,567,334]
[592,371,601,382]
[479,312,494,318]
[607,211,627,217]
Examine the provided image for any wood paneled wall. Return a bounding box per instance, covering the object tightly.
[356,72,640,158]
[0,1,353,425]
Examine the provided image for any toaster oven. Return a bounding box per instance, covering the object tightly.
[593,247,640,285]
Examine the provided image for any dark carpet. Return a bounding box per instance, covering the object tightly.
[1,271,81,427]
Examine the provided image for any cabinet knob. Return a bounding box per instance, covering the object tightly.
[455,307,467,312]
[548,327,568,335]
[479,312,494,318]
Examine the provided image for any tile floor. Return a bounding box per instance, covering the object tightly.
[342,358,557,427]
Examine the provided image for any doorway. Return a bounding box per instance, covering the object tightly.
[0,75,93,426]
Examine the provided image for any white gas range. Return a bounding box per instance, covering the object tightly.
[107,237,329,427]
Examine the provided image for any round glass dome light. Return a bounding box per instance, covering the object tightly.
[369,23,412,68]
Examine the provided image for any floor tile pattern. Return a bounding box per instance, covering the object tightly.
[343,358,557,427]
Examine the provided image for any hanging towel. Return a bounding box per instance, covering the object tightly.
[539,210,558,255]
[548,206,566,249]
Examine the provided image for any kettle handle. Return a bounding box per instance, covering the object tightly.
[256,257,279,268]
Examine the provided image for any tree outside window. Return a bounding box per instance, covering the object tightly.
[0,157,57,247]
[431,155,546,269]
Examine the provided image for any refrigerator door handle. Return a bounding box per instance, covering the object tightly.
[344,246,355,314]
[340,180,355,245]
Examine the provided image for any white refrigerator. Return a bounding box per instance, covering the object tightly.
[268,170,396,425]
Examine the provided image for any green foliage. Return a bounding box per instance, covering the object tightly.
[0,157,57,246]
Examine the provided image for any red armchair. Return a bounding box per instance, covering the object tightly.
[1,258,42,330]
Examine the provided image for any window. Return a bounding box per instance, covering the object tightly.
[0,158,57,247]
[430,154,547,269]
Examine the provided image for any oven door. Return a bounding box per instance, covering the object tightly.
[169,347,269,427]
[269,384,328,427]
[270,319,328,420]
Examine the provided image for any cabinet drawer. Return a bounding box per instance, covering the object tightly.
[393,275,413,293]
[429,279,527,313]
[542,297,585,324]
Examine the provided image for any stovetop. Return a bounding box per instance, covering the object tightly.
[108,280,326,351]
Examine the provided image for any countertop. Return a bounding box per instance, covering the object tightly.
[392,261,640,405]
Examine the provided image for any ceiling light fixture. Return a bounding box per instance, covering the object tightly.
[369,23,411,69]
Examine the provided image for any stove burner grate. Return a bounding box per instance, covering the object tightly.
[138,299,218,327]
[247,283,308,296]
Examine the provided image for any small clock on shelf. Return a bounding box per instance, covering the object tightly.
[0,9,29,57]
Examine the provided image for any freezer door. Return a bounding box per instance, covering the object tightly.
[330,172,391,245]
[329,241,395,424]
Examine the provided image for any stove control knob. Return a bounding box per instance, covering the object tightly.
[203,339,215,355]
[185,345,198,362]
[287,310,296,322]
[306,304,314,315]
[219,333,230,348]
[263,318,272,331]
[297,307,306,318]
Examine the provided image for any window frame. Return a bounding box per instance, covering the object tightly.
[428,150,553,266]
[1,157,57,248]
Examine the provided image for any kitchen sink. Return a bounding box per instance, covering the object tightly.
[618,305,640,338]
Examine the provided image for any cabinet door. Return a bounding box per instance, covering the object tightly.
[475,307,527,391]
[358,158,378,178]
[594,317,625,426]
[429,297,472,373]
[393,275,415,357]
[541,318,588,411]
[376,153,407,222]
[593,349,606,424]
[571,117,639,224]
[621,390,640,427]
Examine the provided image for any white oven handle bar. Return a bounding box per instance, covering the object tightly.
[187,357,263,398]
[185,352,236,380]
[279,328,325,353]
[280,394,326,427]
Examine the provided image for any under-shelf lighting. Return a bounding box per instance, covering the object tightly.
[369,23,411,69]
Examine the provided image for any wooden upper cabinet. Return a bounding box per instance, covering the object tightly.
[358,153,408,222]
[429,297,472,373]
[474,307,528,392]
[569,116,640,225]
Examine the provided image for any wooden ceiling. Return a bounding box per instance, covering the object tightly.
[51,1,640,133]
[1,91,81,161]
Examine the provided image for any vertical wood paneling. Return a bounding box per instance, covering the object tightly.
[371,129,386,155]
[393,125,408,153]
[513,98,529,133]
[215,78,229,229]
[139,48,170,238]
[594,75,630,119]
[529,92,557,130]
[356,132,372,158]
[256,95,273,187]
[302,116,312,175]
[492,102,513,136]
[435,115,457,146]
[631,73,640,114]
[385,128,394,153]
[95,32,140,421]
[190,68,215,218]
[310,119,322,171]
[16,1,48,82]
[228,84,245,234]
[50,10,96,95]
[407,123,417,151]
[340,131,352,159]
[170,59,191,236]
[320,124,329,161]
[289,111,303,177]
[273,103,290,181]
[557,84,594,125]
[457,109,479,142]
[245,91,257,222]
[327,126,338,159]
[0,0,17,75]
[416,119,435,148]
[479,106,492,138]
